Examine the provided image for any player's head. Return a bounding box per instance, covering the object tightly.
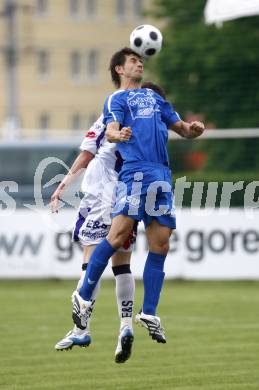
[141,81,166,99]
[109,47,143,88]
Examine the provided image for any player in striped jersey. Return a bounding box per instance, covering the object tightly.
[51,114,136,363]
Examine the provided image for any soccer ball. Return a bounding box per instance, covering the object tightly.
[130,24,163,58]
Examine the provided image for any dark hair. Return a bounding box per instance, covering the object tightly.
[109,47,142,88]
[141,81,166,99]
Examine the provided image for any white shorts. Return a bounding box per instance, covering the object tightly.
[72,193,137,251]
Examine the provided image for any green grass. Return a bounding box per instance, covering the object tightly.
[0,280,259,390]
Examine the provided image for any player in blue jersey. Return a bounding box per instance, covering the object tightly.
[71,47,205,359]
[52,80,168,363]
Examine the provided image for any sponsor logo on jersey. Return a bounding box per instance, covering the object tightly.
[127,91,159,120]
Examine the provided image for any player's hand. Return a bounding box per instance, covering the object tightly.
[119,127,132,142]
[50,187,63,213]
[189,121,205,138]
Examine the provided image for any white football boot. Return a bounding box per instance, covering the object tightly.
[55,325,91,351]
[135,311,166,343]
[115,326,134,364]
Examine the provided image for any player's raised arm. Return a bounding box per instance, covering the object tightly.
[170,120,205,139]
[106,122,132,143]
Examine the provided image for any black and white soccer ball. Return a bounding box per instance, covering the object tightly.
[130,24,163,58]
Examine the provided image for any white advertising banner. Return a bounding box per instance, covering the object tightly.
[0,209,258,279]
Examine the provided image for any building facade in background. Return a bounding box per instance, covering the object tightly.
[0,0,154,138]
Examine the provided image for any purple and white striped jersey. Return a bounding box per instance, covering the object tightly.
[80,114,123,196]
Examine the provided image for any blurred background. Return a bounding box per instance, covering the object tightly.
[1,2,259,389]
[0,0,259,278]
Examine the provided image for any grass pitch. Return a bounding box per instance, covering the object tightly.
[0,280,258,390]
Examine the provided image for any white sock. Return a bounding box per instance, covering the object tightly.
[72,325,88,336]
[115,273,135,330]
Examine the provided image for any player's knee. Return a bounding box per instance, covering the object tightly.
[150,241,169,256]
[107,229,128,249]
[159,242,170,255]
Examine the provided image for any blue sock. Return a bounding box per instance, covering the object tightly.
[142,252,166,315]
[80,239,116,300]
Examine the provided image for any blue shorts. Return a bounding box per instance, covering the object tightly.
[112,161,176,229]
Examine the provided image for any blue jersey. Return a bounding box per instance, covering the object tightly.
[103,88,181,166]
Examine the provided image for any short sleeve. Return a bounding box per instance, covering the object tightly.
[103,91,125,126]
[160,99,181,128]
[80,114,105,155]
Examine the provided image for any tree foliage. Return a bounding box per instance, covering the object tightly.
[148,0,259,128]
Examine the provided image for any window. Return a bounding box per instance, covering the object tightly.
[132,0,143,18]
[116,0,126,20]
[71,113,82,130]
[39,113,50,130]
[37,50,49,79]
[70,50,81,80]
[36,0,48,15]
[86,0,96,16]
[69,0,80,17]
[87,49,98,79]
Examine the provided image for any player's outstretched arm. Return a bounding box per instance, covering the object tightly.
[50,150,94,213]
[106,122,132,143]
[170,120,205,139]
